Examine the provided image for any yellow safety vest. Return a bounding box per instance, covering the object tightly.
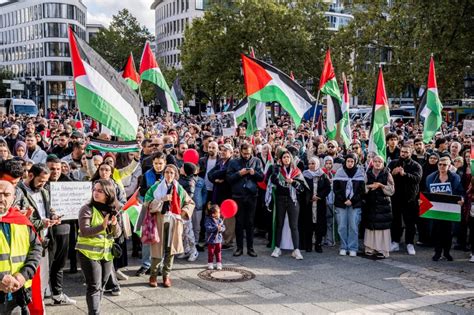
[0,224,32,289]
[76,207,114,261]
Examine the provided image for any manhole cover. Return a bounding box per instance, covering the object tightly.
[198,267,255,283]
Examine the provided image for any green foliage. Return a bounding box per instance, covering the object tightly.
[89,9,154,71]
[181,0,330,102]
[330,0,474,103]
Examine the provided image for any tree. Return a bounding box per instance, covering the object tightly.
[181,0,331,105]
[89,9,154,73]
[330,0,474,104]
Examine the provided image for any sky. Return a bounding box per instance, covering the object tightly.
[0,0,156,34]
[84,0,156,34]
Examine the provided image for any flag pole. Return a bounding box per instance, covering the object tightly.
[311,89,321,131]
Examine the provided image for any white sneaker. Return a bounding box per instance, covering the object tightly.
[216,263,222,270]
[52,293,77,305]
[349,251,357,257]
[390,242,400,252]
[406,244,416,255]
[116,269,129,281]
[469,255,474,263]
[188,249,199,262]
[339,249,347,256]
[292,249,303,260]
[207,263,214,270]
[271,247,282,258]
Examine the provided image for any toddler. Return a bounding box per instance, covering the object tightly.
[205,205,226,270]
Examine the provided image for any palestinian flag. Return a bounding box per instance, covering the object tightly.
[233,97,266,135]
[86,137,140,153]
[170,76,185,102]
[340,72,351,147]
[421,55,443,143]
[140,41,181,113]
[122,189,143,236]
[419,192,461,222]
[68,28,140,141]
[471,145,474,171]
[242,54,314,127]
[319,49,343,140]
[368,67,390,161]
[122,53,140,90]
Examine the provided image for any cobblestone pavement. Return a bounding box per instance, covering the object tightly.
[45,238,474,314]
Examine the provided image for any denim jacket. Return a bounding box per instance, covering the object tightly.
[193,176,207,211]
[205,216,225,244]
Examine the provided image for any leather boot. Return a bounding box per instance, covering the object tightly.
[163,276,171,288]
[149,276,158,287]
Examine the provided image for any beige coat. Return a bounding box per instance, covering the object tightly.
[146,191,195,258]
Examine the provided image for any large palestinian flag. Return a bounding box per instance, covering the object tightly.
[421,55,443,143]
[368,67,390,161]
[419,192,461,222]
[122,53,141,90]
[68,28,140,140]
[140,41,181,113]
[340,72,351,146]
[241,54,314,127]
[319,49,343,140]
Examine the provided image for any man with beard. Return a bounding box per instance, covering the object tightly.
[226,144,264,257]
[208,144,234,249]
[18,164,61,301]
[5,124,24,153]
[412,138,429,167]
[0,180,43,314]
[175,142,188,169]
[61,141,85,166]
[326,140,345,171]
[50,132,72,158]
[44,157,76,305]
[25,133,47,164]
[388,145,422,256]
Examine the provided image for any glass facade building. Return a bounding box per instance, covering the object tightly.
[151,0,205,69]
[0,0,87,113]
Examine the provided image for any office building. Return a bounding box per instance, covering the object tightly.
[0,0,87,112]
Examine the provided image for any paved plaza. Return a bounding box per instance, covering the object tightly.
[46,238,474,314]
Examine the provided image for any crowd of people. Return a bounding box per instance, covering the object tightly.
[0,110,473,314]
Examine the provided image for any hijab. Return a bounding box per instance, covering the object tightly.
[343,153,358,178]
[303,157,324,178]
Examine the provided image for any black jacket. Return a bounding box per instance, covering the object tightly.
[302,172,331,231]
[179,175,196,199]
[388,158,422,203]
[208,158,232,204]
[364,168,392,230]
[226,156,264,198]
[333,167,366,209]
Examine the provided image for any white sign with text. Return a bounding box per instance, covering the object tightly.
[50,182,92,220]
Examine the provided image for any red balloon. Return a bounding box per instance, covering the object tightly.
[183,149,199,165]
[221,199,238,219]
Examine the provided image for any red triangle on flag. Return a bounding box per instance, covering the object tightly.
[123,53,141,85]
[123,189,139,211]
[68,27,86,78]
[319,49,336,90]
[428,55,437,89]
[375,67,388,107]
[139,41,159,74]
[241,54,272,97]
[419,192,433,216]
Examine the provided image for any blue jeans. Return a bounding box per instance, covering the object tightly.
[335,206,361,252]
[141,244,151,269]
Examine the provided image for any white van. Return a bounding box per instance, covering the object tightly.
[0,98,39,117]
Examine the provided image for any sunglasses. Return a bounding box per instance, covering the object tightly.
[327,145,335,148]
[438,163,448,166]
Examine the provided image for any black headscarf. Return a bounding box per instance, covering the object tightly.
[343,153,358,178]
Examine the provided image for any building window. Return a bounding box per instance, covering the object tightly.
[196,0,204,10]
[46,61,72,76]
